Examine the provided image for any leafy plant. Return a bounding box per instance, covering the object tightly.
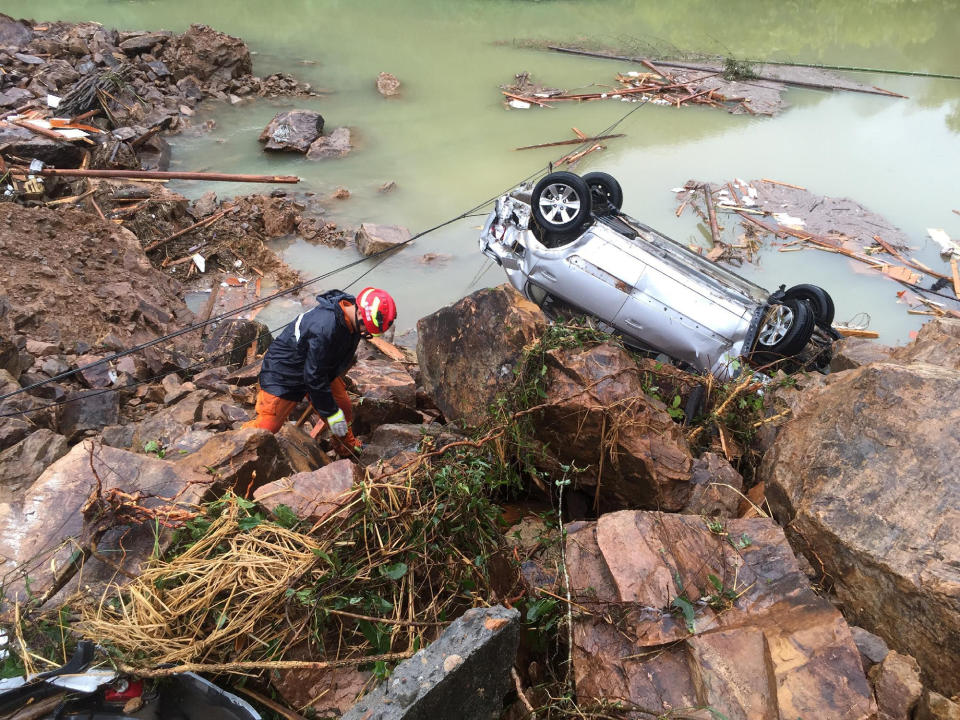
[671,596,696,634]
[142,439,165,458]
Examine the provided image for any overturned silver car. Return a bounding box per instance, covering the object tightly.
[479,170,838,379]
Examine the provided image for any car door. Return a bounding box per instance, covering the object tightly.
[525,227,644,321]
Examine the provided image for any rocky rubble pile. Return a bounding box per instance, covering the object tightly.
[0,15,315,142]
[1,274,958,720]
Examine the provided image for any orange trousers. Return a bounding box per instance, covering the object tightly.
[244,377,359,452]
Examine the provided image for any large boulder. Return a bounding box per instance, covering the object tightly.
[0,441,212,606]
[358,423,461,465]
[565,511,875,719]
[259,110,324,153]
[276,423,330,474]
[57,389,120,441]
[203,319,270,369]
[343,605,520,720]
[354,223,411,257]
[345,356,420,434]
[0,14,34,48]
[761,361,960,695]
[164,24,251,88]
[306,126,353,159]
[253,459,360,522]
[890,317,960,370]
[417,284,547,426]
[0,429,69,498]
[869,651,923,720]
[176,427,291,494]
[535,342,693,512]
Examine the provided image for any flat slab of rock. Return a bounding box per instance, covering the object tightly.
[355,222,410,257]
[259,110,324,153]
[565,511,875,720]
[254,459,360,522]
[307,126,353,159]
[417,284,547,426]
[762,360,960,696]
[343,605,520,720]
[0,441,212,606]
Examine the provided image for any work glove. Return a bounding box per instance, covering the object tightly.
[326,408,349,437]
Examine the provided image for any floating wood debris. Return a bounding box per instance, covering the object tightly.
[34,168,301,183]
[515,130,625,151]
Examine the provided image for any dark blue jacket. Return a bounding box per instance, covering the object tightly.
[258,290,359,416]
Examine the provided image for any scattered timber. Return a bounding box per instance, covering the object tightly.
[36,168,301,183]
[144,207,234,252]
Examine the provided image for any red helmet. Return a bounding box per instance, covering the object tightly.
[356,287,397,336]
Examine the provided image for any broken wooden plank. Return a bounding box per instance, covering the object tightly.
[736,210,788,239]
[369,336,407,362]
[514,133,624,151]
[879,264,922,285]
[834,327,880,338]
[36,168,300,183]
[952,258,960,299]
[761,178,806,190]
[702,183,721,246]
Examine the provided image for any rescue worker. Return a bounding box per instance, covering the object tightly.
[244,287,397,455]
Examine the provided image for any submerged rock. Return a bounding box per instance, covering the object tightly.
[565,511,875,719]
[354,223,410,257]
[259,110,324,153]
[417,284,547,426]
[306,126,353,159]
[376,71,401,97]
[762,359,960,696]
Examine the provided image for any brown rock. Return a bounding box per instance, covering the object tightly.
[306,126,353,159]
[261,199,299,236]
[354,222,411,257]
[762,361,960,695]
[118,32,170,55]
[376,71,401,97]
[276,423,329,474]
[176,427,291,494]
[0,429,69,498]
[57,389,121,441]
[0,441,211,606]
[918,691,960,720]
[345,357,420,434]
[358,423,461,465]
[891,317,960,370]
[258,110,324,153]
[869,651,923,720]
[535,343,693,511]
[165,24,252,88]
[417,284,547,426]
[203,319,270,369]
[0,417,31,453]
[254,460,360,522]
[271,666,371,717]
[683,452,743,518]
[831,336,894,371]
[566,511,876,719]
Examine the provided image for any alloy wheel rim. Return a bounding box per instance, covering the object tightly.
[538,183,581,225]
[758,304,794,346]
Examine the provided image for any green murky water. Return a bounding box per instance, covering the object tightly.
[8,0,960,342]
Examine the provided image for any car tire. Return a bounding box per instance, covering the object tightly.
[753,298,815,364]
[784,284,835,326]
[582,171,624,212]
[531,171,592,233]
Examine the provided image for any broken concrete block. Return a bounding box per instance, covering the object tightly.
[342,605,520,720]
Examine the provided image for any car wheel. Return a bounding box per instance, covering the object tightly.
[582,171,624,212]
[784,284,835,326]
[531,171,592,232]
[753,298,815,363]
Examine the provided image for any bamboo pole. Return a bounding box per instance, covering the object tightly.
[36,168,300,183]
[515,133,624,151]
